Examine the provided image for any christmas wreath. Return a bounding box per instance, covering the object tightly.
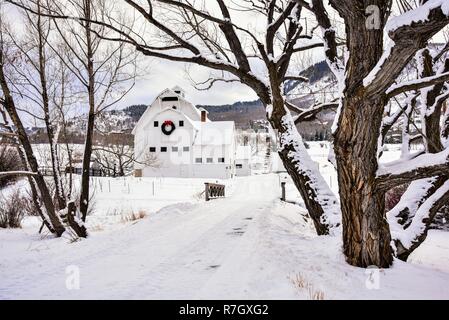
[161,120,176,135]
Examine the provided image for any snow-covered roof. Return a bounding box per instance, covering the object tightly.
[132,87,236,145]
[197,107,209,114]
[193,121,235,146]
[236,145,252,160]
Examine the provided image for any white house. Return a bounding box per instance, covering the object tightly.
[132,86,239,179]
[235,145,252,176]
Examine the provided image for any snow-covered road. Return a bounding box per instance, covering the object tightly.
[1,174,449,299]
[0,174,292,299]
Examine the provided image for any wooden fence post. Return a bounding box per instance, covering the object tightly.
[281,182,286,201]
[205,183,210,201]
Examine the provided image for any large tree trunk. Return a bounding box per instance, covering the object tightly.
[332,8,394,268]
[334,95,393,268]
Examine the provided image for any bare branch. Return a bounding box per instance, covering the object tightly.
[387,71,449,99]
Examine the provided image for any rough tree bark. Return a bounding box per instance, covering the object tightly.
[329,0,449,267]
[328,2,393,268]
[334,94,393,267]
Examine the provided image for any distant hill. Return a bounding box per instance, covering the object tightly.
[300,60,333,83]
[198,100,266,129]
[122,104,147,121]
[31,60,335,141]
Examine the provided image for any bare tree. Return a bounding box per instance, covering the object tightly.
[6,0,71,211]
[93,133,133,176]
[8,0,342,235]
[8,0,449,268]
[386,45,449,260]
[32,0,139,222]
[323,1,449,267]
[0,5,89,237]
[0,12,65,235]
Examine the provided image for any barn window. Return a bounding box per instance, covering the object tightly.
[154,121,159,127]
[183,146,190,152]
[161,97,179,102]
[179,120,184,127]
[161,147,167,152]
[207,158,213,163]
[195,158,202,163]
[149,147,156,152]
[172,146,178,152]
[236,164,243,169]
[218,157,225,163]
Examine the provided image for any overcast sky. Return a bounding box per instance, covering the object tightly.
[107,1,328,109]
[120,59,260,108]
[5,0,446,117]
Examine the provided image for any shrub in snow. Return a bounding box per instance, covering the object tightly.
[385,184,409,213]
[120,210,147,223]
[0,190,28,228]
[290,273,325,300]
[0,146,23,189]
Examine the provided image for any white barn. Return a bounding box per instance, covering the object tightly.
[132,86,239,179]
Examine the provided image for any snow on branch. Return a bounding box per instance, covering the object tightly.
[363,0,449,92]
[376,147,449,190]
[0,171,38,177]
[386,0,449,33]
[294,100,339,124]
[387,71,449,99]
[309,0,345,80]
[266,1,298,49]
[387,178,437,234]
[392,179,449,251]
[280,111,341,229]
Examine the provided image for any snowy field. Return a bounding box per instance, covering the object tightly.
[1,143,449,299]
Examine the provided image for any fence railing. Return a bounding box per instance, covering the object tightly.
[64,167,106,177]
[204,182,225,201]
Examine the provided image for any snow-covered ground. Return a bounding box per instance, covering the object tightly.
[1,143,448,299]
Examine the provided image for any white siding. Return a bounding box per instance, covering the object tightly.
[133,88,237,179]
